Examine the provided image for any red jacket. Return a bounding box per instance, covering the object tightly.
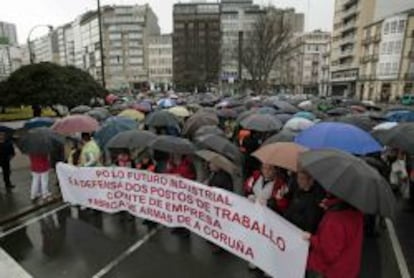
[29,154,50,173]
[307,205,363,278]
[167,157,196,180]
[244,170,289,212]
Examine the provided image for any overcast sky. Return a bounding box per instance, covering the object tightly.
[1,0,334,44]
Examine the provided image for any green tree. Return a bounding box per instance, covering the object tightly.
[0,62,106,109]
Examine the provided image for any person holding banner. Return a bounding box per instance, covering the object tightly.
[80,133,101,167]
[243,163,276,272]
[284,171,325,234]
[168,154,196,236]
[304,195,363,278]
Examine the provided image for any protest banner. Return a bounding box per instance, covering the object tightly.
[56,163,309,278]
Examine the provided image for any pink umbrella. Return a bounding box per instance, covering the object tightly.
[52,115,99,135]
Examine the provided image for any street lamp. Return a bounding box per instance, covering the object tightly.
[27,24,53,64]
[97,0,106,88]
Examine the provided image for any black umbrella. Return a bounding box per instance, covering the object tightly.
[87,108,111,122]
[274,113,293,124]
[145,110,180,128]
[337,115,374,132]
[182,112,219,138]
[263,129,296,145]
[150,135,195,155]
[196,134,242,163]
[194,125,225,138]
[236,110,255,124]
[17,128,64,155]
[217,108,238,119]
[375,123,414,153]
[106,130,156,150]
[326,107,350,116]
[299,149,395,217]
[264,99,299,114]
[240,114,282,132]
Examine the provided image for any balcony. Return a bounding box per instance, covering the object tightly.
[342,21,357,33]
[341,35,356,46]
[339,48,354,59]
[342,5,359,20]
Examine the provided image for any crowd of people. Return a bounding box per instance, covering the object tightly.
[0,92,409,278]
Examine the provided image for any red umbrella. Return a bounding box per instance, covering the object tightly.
[52,115,99,135]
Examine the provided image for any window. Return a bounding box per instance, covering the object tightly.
[385,63,391,75]
[381,42,387,54]
[384,23,390,35]
[392,62,398,75]
[398,20,405,33]
[387,41,394,54]
[379,63,385,75]
[390,21,397,33]
[395,41,402,54]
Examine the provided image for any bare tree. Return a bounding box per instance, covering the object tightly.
[241,8,293,94]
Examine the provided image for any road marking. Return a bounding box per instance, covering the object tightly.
[385,218,411,278]
[92,227,161,278]
[0,247,33,278]
[0,203,69,239]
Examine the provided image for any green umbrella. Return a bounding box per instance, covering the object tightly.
[299,149,395,217]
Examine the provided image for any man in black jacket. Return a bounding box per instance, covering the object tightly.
[284,171,326,233]
[0,132,15,190]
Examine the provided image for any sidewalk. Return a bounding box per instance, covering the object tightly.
[0,152,60,225]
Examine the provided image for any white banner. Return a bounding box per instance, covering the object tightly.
[56,163,309,278]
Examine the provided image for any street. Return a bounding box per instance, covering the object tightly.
[0,203,381,278]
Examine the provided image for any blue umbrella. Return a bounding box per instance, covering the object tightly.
[95,117,138,148]
[385,111,414,122]
[157,98,176,109]
[295,122,382,155]
[24,117,55,129]
[294,111,316,121]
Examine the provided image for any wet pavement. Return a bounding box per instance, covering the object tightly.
[393,199,414,275]
[0,152,59,223]
[0,204,382,278]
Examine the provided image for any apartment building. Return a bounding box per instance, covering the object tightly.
[320,40,332,96]
[148,34,173,90]
[0,45,24,81]
[28,4,160,90]
[359,10,414,101]
[220,0,263,82]
[0,22,18,45]
[330,0,376,97]
[173,2,221,91]
[281,30,331,95]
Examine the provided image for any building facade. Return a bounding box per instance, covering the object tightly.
[359,10,414,101]
[220,0,263,82]
[330,0,377,97]
[0,45,24,81]
[281,30,331,95]
[319,40,332,96]
[28,4,160,90]
[148,34,173,90]
[173,2,221,91]
[0,22,18,45]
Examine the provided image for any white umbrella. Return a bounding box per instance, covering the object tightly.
[284,117,314,133]
[372,122,398,131]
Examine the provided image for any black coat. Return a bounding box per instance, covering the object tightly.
[284,183,326,233]
[0,141,15,164]
[208,170,233,192]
